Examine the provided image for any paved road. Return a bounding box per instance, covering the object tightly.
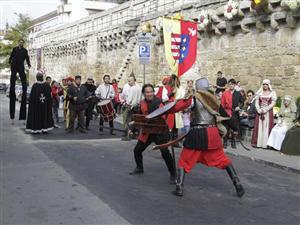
[1,95,300,225]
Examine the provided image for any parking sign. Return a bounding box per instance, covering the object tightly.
[138,33,151,64]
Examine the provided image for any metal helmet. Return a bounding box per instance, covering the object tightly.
[195,78,209,91]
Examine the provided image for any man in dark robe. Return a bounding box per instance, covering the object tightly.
[9,39,31,122]
[26,72,54,133]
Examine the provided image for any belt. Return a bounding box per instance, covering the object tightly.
[191,124,216,128]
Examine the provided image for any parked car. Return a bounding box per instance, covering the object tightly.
[6,85,23,98]
[0,83,7,93]
[17,86,31,104]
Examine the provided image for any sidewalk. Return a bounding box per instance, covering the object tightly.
[225,144,300,174]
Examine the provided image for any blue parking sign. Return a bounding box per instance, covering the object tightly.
[139,43,150,64]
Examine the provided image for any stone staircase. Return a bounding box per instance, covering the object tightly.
[116,35,138,81]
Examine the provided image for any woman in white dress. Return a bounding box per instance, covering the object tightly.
[267,95,297,150]
[251,79,277,148]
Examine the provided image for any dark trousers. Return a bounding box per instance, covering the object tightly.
[69,110,85,131]
[99,117,114,129]
[52,106,59,123]
[10,66,27,120]
[133,135,175,175]
[85,105,93,129]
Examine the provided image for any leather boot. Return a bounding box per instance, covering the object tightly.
[226,164,245,198]
[231,138,236,149]
[172,168,185,197]
[223,137,228,149]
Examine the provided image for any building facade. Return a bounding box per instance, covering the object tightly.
[28,0,300,97]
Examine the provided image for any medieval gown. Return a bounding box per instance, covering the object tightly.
[251,91,277,148]
[267,106,296,150]
[26,81,54,133]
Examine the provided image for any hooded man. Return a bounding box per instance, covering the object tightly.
[26,72,54,133]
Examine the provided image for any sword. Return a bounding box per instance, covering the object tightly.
[152,132,188,150]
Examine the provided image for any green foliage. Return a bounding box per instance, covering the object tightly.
[0,13,32,70]
[275,96,282,108]
[296,97,300,108]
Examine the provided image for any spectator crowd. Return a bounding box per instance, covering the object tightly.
[24,70,300,156]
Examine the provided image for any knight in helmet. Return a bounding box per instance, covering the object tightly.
[162,77,245,198]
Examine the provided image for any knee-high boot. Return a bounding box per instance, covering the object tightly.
[226,164,245,197]
[172,168,185,197]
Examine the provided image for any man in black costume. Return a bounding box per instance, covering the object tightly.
[84,78,97,130]
[26,72,54,133]
[66,75,91,133]
[9,39,31,123]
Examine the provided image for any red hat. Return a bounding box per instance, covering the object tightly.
[65,76,74,82]
[162,76,171,85]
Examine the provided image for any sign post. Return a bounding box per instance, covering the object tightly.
[138,33,151,84]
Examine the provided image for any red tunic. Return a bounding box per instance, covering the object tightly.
[138,98,166,143]
[169,98,231,172]
[221,90,233,117]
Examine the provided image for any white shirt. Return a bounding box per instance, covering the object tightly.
[121,83,131,103]
[125,84,142,106]
[95,83,115,99]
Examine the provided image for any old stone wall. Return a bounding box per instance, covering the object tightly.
[29,0,300,97]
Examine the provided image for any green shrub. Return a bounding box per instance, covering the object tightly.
[275,96,282,108]
[296,97,300,108]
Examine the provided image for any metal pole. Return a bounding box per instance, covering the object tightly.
[143,64,146,84]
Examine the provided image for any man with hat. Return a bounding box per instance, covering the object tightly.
[165,78,245,198]
[66,75,91,133]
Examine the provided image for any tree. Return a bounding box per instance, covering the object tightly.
[0,13,32,70]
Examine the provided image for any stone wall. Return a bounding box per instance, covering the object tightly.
[29,0,300,97]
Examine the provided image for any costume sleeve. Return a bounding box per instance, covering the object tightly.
[95,85,101,98]
[255,95,261,114]
[28,84,36,105]
[220,93,226,108]
[110,86,115,99]
[9,48,15,65]
[168,98,192,114]
[67,86,74,100]
[248,101,257,119]
[238,92,244,109]
[161,87,169,103]
[266,91,277,112]
[25,49,31,67]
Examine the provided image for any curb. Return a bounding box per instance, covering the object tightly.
[225,151,300,175]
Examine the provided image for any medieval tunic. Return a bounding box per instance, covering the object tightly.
[169,95,231,173]
[251,91,277,148]
[132,97,174,174]
[26,81,54,133]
